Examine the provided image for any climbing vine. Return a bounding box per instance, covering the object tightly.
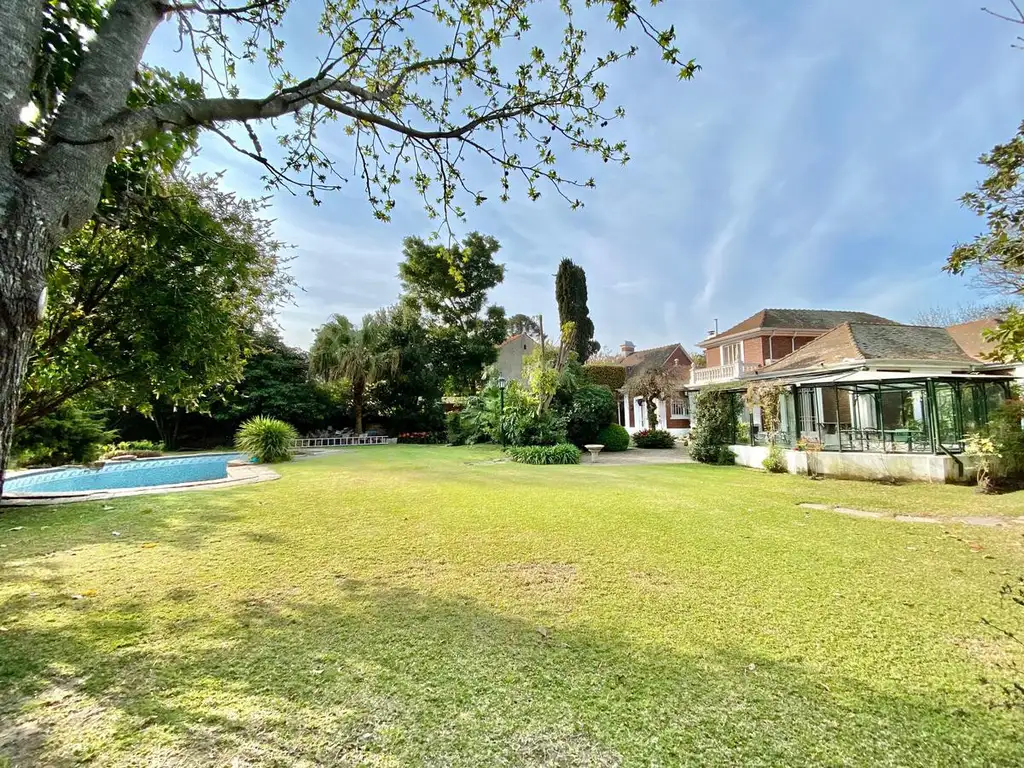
[745,381,787,445]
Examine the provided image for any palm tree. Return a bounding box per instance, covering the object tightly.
[310,313,400,434]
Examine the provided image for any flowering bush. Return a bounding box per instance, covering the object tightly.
[632,429,676,449]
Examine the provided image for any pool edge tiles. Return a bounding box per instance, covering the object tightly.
[1,455,279,505]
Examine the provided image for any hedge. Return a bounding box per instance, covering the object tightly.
[582,363,626,390]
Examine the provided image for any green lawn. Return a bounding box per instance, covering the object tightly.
[1,446,1023,766]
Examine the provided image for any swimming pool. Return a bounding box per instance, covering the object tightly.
[4,453,245,495]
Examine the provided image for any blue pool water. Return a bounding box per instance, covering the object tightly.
[5,453,244,494]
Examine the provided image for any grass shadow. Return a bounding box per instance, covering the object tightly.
[1,581,1020,766]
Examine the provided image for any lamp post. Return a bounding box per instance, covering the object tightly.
[497,376,508,445]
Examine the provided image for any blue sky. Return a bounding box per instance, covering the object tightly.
[145,0,1024,352]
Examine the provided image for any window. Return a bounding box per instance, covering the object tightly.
[721,342,742,365]
[671,396,689,418]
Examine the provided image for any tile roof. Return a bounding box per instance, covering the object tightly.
[945,317,999,361]
[761,322,977,373]
[707,308,896,343]
[498,333,538,348]
[620,344,686,374]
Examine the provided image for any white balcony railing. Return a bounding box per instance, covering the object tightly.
[688,361,759,386]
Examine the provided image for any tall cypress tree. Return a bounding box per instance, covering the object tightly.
[555,258,598,362]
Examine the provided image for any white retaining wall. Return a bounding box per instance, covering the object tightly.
[729,445,980,484]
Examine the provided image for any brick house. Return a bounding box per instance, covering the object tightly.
[615,341,693,435]
[715,317,1019,482]
[693,308,895,386]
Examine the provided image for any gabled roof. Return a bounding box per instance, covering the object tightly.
[621,343,689,375]
[702,308,896,346]
[620,344,691,392]
[945,317,999,361]
[498,333,538,348]
[761,322,977,374]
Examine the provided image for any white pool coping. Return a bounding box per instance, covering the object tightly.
[1,457,279,506]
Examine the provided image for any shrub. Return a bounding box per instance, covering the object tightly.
[505,443,581,465]
[632,428,676,449]
[235,416,298,463]
[691,437,736,465]
[716,446,737,465]
[561,384,617,446]
[690,387,740,464]
[595,423,630,452]
[502,402,567,447]
[762,444,788,473]
[11,404,115,466]
[582,363,626,390]
[446,410,470,445]
[100,440,165,459]
[989,399,1024,482]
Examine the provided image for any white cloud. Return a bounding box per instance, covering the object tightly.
[141,0,1024,351]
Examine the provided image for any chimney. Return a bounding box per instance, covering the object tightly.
[620,340,635,355]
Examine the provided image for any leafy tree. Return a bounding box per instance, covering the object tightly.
[508,313,541,338]
[626,368,675,429]
[555,258,599,362]
[689,351,707,367]
[0,0,695,484]
[522,322,577,413]
[17,172,289,432]
[12,402,114,466]
[367,304,445,435]
[400,233,508,392]
[310,314,401,434]
[213,330,339,435]
[560,384,617,447]
[947,121,1024,361]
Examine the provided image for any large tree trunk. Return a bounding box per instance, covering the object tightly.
[0,194,53,498]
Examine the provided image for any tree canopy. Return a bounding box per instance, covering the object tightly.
[947,120,1024,362]
[212,330,338,435]
[555,258,598,362]
[0,0,695,483]
[18,171,290,429]
[508,313,541,339]
[399,232,508,392]
[310,313,401,434]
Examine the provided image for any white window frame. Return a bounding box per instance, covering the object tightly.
[670,396,689,418]
[721,342,742,365]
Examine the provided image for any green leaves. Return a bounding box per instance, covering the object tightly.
[946,120,1024,361]
[21,168,290,430]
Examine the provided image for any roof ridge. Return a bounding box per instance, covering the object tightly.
[760,322,857,371]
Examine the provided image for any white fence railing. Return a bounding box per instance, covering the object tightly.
[292,436,398,449]
[688,361,759,386]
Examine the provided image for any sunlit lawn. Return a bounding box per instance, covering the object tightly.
[1,446,1023,766]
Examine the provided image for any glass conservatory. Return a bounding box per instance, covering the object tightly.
[735,375,1013,454]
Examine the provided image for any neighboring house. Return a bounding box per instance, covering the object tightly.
[721,318,1018,482]
[693,308,895,386]
[495,334,539,383]
[615,341,693,435]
